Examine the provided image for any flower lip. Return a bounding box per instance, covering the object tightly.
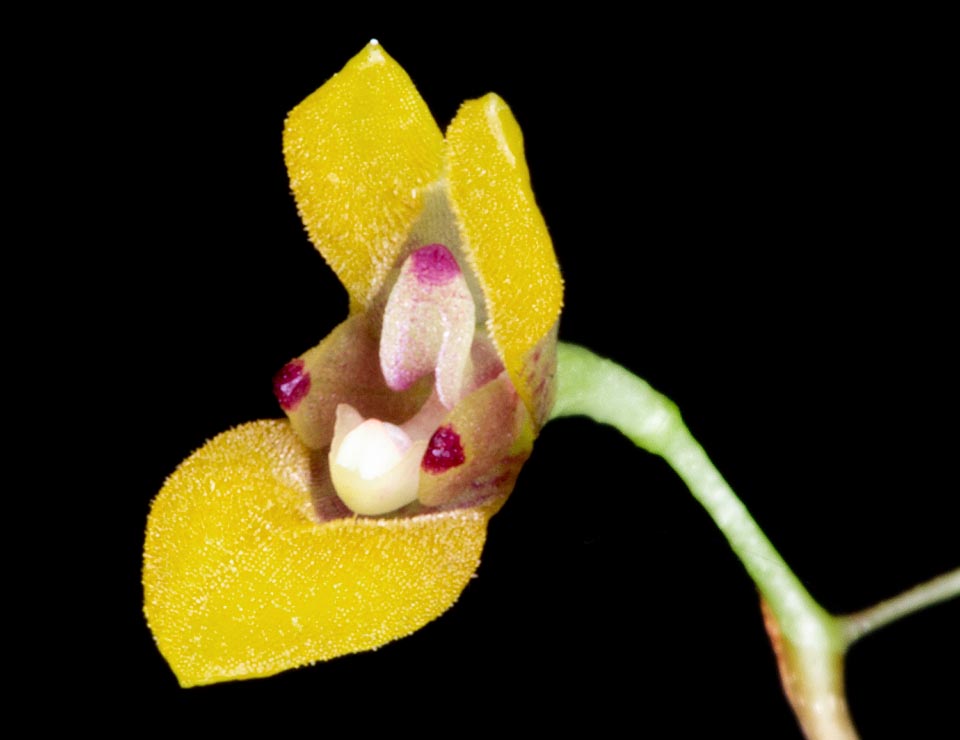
[329,404,427,516]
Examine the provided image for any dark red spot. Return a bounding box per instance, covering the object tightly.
[411,243,460,286]
[273,359,310,410]
[422,425,465,473]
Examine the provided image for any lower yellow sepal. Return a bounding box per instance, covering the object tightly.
[143,419,493,687]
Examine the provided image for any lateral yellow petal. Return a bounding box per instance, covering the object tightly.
[283,42,444,309]
[445,94,563,420]
[143,420,491,687]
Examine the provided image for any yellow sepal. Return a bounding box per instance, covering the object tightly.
[283,42,445,309]
[445,94,563,417]
[143,420,492,687]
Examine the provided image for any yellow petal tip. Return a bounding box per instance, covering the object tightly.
[446,94,563,419]
[283,44,445,306]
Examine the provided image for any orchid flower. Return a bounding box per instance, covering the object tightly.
[143,41,561,687]
[144,42,958,740]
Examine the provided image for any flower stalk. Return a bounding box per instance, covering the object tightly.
[551,341,959,740]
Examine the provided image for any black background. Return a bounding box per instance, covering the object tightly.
[48,14,956,737]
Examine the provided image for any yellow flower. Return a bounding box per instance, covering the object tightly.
[143,41,562,687]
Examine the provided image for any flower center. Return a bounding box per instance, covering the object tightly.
[329,243,476,515]
[378,242,476,409]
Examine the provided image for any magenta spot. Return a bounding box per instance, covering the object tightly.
[273,359,310,410]
[422,425,466,474]
[410,244,460,286]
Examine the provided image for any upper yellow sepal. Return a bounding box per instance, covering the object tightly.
[446,94,564,416]
[283,42,445,310]
[144,420,493,686]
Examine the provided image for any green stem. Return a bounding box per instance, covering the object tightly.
[550,342,840,651]
[841,568,960,645]
[550,342,958,739]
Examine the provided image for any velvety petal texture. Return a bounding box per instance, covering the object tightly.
[144,421,494,687]
[283,42,445,309]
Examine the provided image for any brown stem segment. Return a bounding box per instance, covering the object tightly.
[761,599,858,740]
